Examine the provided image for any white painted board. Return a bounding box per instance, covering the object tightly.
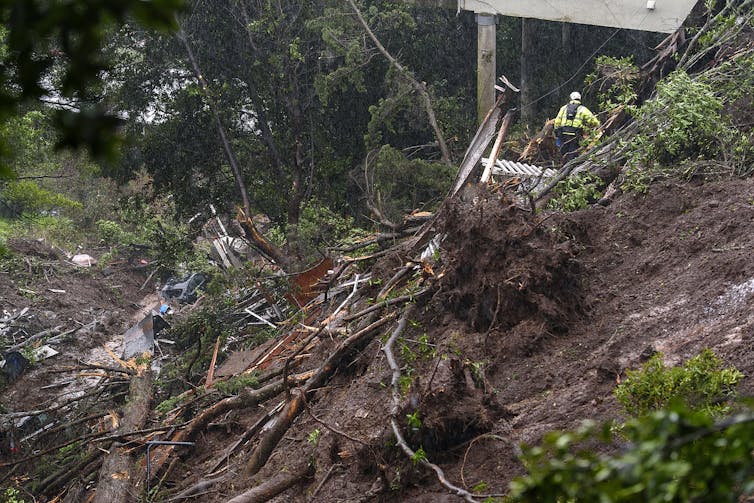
[458,0,697,33]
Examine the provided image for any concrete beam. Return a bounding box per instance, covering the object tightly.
[457,0,697,33]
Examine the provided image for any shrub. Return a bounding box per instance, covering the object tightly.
[546,172,604,212]
[285,200,369,262]
[614,349,743,417]
[621,70,744,191]
[366,145,455,223]
[1,180,82,215]
[509,404,754,502]
[585,55,640,114]
[95,219,125,245]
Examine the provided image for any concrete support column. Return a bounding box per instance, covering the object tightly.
[476,13,496,124]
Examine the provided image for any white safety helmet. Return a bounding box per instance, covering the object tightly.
[570,91,582,101]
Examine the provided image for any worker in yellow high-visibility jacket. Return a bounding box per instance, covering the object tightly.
[554,91,600,163]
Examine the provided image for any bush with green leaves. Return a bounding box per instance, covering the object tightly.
[0,487,25,503]
[508,405,754,502]
[363,145,455,222]
[1,180,82,215]
[95,219,126,245]
[614,349,743,417]
[285,199,370,263]
[546,172,604,212]
[585,55,639,114]
[622,70,748,191]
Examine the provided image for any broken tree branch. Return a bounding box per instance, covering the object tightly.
[334,227,423,253]
[244,312,399,477]
[343,287,431,323]
[345,0,450,164]
[227,459,314,503]
[146,379,286,483]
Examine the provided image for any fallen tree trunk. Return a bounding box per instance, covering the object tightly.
[93,368,152,503]
[226,459,314,503]
[243,312,400,476]
[146,379,286,484]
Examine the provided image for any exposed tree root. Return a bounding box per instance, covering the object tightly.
[382,305,482,503]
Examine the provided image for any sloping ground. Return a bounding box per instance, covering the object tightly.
[1,175,752,502]
[0,242,153,413]
[161,176,753,502]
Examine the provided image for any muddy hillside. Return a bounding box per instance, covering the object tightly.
[1,175,752,502]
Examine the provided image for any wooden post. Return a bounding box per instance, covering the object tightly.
[476,13,496,125]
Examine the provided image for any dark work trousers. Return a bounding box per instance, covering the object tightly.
[559,134,581,163]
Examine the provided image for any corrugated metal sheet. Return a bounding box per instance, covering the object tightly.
[482,158,557,179]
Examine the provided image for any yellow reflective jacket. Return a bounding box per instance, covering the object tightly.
[554,100,600,136]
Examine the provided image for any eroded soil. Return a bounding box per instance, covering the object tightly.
[1,175,753,502]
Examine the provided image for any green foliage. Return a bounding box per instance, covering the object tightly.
[399,341,417,363]
[472,481,489,494]
[622,70,742,190]
[285,200,369,262]
[614,349,743,417]
[411,446,427,465]
[0,111,59,176]
[0,237,9,258]
[213,374,259,397]
[307,428,322,446]
[157,301,235,392]
[406,410,422,430]
[508,405,754,502]
[546,172,604,212]
[155,394,184,416]
[0,0,185,171]
[2,180,82,215]
[95,220,125,245]
[366,145,455,223]
[0,487,25,503]
[398,373,413,396]
[585,55,639,114]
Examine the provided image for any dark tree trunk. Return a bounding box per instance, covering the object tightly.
[93,369,152,503]
[521,18,534,131]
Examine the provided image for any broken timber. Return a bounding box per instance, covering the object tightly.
[92,367,152,503]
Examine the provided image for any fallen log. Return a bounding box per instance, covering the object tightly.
[243,313,398,477]
[93,367,153,503]
[146,379,286,483]
[227,459,314,503]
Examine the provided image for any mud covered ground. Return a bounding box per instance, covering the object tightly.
[0,241,154,456]
[1,175,753,502]
[250,176,754,502]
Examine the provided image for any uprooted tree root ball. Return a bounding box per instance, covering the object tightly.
[435,194,584,339]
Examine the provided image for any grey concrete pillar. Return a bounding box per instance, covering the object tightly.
[476,13,496,125]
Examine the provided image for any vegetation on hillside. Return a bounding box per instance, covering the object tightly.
[1,0,754,501]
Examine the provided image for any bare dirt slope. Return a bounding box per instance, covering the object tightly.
[1,175,752,502]
[250,176,754,502]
